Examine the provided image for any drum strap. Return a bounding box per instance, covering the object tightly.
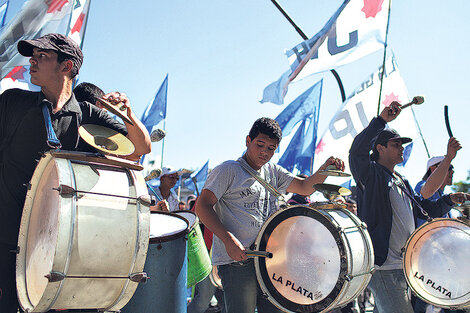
[237,160,285,202]
[40,101,62,149]
[391,175,430,221]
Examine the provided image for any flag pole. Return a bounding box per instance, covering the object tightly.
[376,0,392,115]
[270,0,346,102]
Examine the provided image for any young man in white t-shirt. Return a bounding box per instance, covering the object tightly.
[195,117,344,313]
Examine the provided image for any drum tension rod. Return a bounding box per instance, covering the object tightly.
[52,184,155,206]
[344,268,376,281]
[45,271,149,283]
[338,223,367,233]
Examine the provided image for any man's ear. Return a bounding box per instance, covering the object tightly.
[376,144,385,154]
[61,60,73,74]
[246,135,251,147]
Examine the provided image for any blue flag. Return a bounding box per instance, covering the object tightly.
[397,142,413,167]
[278,119,306,173]
[0,1,8,30]
[141,74,168,134]
[275,79,322,137]
[260,70,290,105]
[184,160,209,194]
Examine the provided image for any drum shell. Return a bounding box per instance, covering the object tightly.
[403,218,470,309]
[173,210,212,287]
[253,205,374,313]
[121,211,189,313]
[16,153,150,312]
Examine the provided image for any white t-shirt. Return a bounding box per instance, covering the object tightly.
[154,187,180,212]
[203,157,295,265]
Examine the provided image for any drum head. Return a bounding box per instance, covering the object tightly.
[254,205,347,313]
[173,210,198,230]
[404,219,470,308]
[149,212,189,243]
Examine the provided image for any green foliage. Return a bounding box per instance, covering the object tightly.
[451,170,470,193]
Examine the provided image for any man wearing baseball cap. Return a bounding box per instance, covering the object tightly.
[349,101,469,313]
[0,33,150,312]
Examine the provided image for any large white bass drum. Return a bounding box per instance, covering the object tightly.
[16,151,151,312]
[403,218,470,309]
[252,205,374,313]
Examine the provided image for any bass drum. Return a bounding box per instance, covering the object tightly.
[403,218,470,309]
[16,152,150,312]
[252,205,374,313]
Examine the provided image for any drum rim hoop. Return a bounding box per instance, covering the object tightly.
[172,210,198,231]
[149,211,189,243]
[255,205,348,312]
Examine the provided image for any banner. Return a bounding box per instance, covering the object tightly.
[313,56,419,176]
[262,0,389,105]
[0,0,91,92]
[141,74,168,134]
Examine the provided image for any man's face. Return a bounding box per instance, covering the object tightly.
[444,165,454,186]
[378,139,404,165]
[245,133,278,170]
[160,173,179,189]
[346,202,357,215]
[29,48,63,87]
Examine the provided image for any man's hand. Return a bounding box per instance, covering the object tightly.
[103,91,132,117]
[446,137,462,160]
[319,156,345,172]
[449,192,470,205]
[380,101,402,123]
[151,199,169,212]
[223,232,247,262]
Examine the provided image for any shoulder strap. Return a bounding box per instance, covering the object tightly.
[237,159,285,202]
[40,102,62,149]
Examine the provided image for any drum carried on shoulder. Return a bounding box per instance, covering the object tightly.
[16,151,152,312]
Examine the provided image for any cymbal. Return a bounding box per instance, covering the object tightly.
[96,98,134,125]
[318,165,351,177]
[313,183,352,199]
[79,124,135,156]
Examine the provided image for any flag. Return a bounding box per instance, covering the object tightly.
[0,0,8,30]
[184,160,209,194]
[141,74,168,134]
[0,0,91,92]
[262,0,389,105]
[314,55,418,179]
[278,103,321,176]
[275,79,322,137]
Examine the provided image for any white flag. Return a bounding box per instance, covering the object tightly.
[314,56,418,177]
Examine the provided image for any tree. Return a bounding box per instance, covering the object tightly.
[451,170,470,193]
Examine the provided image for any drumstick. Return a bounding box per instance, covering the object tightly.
[245,250,273,258]
[146,182,163,201]
[389,95,425,114]
[444,105,454,138]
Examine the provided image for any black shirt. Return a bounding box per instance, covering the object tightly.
[0,88,127,245]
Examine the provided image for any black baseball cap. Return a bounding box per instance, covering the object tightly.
[374,128,412,147]
[371,128,412,161]
[17,33,83,70]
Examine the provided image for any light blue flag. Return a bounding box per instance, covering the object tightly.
[397,142,413,167]
[184,160,209,194]
[260,70,290,105]
[0,1,8,30]
[278,119,306,173]
[275,79,322,137]
[141,74,168,134]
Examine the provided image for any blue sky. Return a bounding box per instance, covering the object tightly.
[5,0,470,186]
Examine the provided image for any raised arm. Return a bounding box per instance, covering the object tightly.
[420,137,461,198]
[104,92,151,161]
[195,189,247,262]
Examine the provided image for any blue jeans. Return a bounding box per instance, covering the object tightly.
[369,269,414,313]
[188,275,224,313]
[218,259,284,313]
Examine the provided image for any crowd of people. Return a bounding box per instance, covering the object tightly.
[1,33,469,313]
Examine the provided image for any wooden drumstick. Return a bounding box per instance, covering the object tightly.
[400,95,425,109]
[245,250,273,258]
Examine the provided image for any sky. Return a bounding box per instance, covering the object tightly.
[4,0,470,187]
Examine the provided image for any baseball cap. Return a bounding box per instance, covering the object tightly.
[426,156,445,171]
[373,128,412,147]
[161,167,183,177]
[18,33,83,70]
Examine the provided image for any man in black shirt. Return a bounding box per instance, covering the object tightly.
[0,33,151,312]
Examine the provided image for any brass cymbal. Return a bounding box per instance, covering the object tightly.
[313,183,352,200]
[79,124,135,156]
[318,165,351,177]
[96,98,134,125]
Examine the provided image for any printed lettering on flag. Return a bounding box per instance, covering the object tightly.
[313,56,418,179]
[68,0,91,47]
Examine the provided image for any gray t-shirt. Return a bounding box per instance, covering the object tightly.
[377,174,415,270]
[203,157,295,265]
